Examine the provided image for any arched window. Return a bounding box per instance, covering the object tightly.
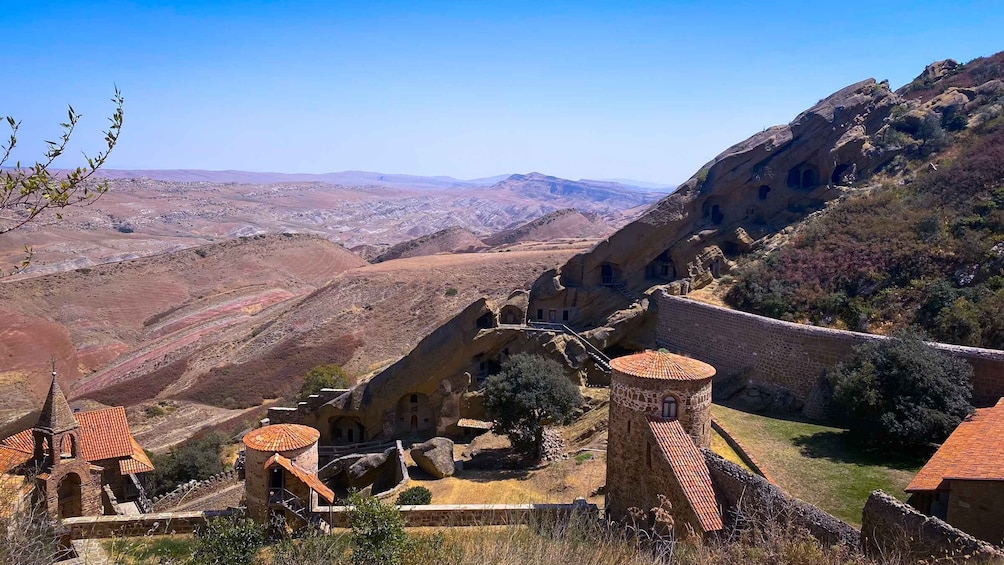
[662,396,678,419]
[410,394,418,404]
[60,435,75,459]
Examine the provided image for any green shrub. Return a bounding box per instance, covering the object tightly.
[148,432,227,496]
[828,330,974,447]
[574,452,593,465]
[395,486,432,505]
[348,493,409,565]
[189,513,265,565]
[444,287,458,297]
[483,353,582,459]
[299,363,349,400]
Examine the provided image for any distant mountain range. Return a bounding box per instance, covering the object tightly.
[89,168,676,193]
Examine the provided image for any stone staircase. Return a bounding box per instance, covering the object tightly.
[511,322,613,374]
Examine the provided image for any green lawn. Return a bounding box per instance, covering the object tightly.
[711,404,929,526]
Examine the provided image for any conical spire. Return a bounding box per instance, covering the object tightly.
[34,366,78,434]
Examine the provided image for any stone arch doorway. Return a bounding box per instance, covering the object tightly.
[57,472,82,519]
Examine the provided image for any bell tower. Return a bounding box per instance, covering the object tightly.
[32,365,82,469]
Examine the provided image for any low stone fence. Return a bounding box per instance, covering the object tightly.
[314,500,597,528]
[152,469,241,512]
[59,511,233,541]
[709,418,774,482]
[702,450,859,547]
[861,490,1004,562]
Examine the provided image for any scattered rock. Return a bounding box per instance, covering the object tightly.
[347,447,395,487]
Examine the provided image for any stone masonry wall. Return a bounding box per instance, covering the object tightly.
[702,450,859,547]
[656,293,1004,417]
[152,469,240,512]
[861,490,1004,562]
[314,501,597,528]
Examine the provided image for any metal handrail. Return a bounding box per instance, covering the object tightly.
[525,322,612,366]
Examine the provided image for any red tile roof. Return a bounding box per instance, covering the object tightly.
[647,417,723,533]
[264,453,334,503]
[244,424,319,452]
[906,399,1004,492]
[119,438,156,475]
[611,350,716,381]
[0,430,34,474]
[75,407,134,462]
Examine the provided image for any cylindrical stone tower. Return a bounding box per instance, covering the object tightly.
[242,423,320,523]
[605,350,715,521]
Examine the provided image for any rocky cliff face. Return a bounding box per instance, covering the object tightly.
[528,78,904,329]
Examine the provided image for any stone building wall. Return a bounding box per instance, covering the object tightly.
[314,501,597,528]
[244,442,316,523]
[945,480,1004,546]
[606,365,713,533]
[861,490,1004,562]
[656,293,1004,416]
[702,450,859,547]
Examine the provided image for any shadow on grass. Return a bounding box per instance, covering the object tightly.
[791,431,933,471]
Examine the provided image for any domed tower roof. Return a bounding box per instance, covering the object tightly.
[610,350,715,381]
[243,424,319,452]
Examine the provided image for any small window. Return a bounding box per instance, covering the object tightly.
[536,309,544,320]
[646,443,652,468]
[627,420,631,433]
[562,310,569,321]
[662,397,678,419]
[334,427,343,438]
[410,394,418,404]
[423,418,429,423]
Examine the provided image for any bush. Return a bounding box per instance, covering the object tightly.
[299,363,349,400]
[148,432,227,496]
[189,513,265,565]
[348,492,409,565]
[483,353,582,459]
[828,331,974,447]
[396,486,432,505]
[444,287,458,297]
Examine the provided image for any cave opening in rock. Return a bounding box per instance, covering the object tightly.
[758,185,771,200]
[831,163,851,184]
[710,205,724,225]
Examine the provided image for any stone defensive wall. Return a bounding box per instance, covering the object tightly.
[314,500,597,529]
[656,293,1004,416]
[702,450,859,547]
[152,469,241,512]
[861,491,1003,562]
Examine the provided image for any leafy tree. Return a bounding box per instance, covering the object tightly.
[299,363,349,400]
[189,512,265,565]
[1,89,124,273]
[347,492,409,565]
[395,486,432,506]
[483,353,582,459]
[828,330,974,447]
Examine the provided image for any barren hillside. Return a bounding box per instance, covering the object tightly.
[373,226,486,262]
[482,209,613,247]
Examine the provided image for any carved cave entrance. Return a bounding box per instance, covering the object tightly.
[396,393,433,436]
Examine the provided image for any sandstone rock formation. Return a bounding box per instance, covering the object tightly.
[410,437,456,478]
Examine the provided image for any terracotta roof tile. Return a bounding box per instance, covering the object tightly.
[0,430,34,474]
[647,417,723,532]
[611,350,716,381]
[244,424,319,452]
[906,398,1004,492]
[119,438,155,475]
[264,453,334,503]
[75,407,134,462]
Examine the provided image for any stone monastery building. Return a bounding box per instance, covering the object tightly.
[906,398,1004,545]
[0,374,154,518]
[606,350,723,536]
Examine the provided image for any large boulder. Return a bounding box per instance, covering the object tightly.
[410,437,456,478]
[347,447,395,488]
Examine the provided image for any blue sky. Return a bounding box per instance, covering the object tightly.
[2,1,1003,184]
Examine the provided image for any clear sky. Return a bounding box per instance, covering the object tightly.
[2,1,1003,184]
